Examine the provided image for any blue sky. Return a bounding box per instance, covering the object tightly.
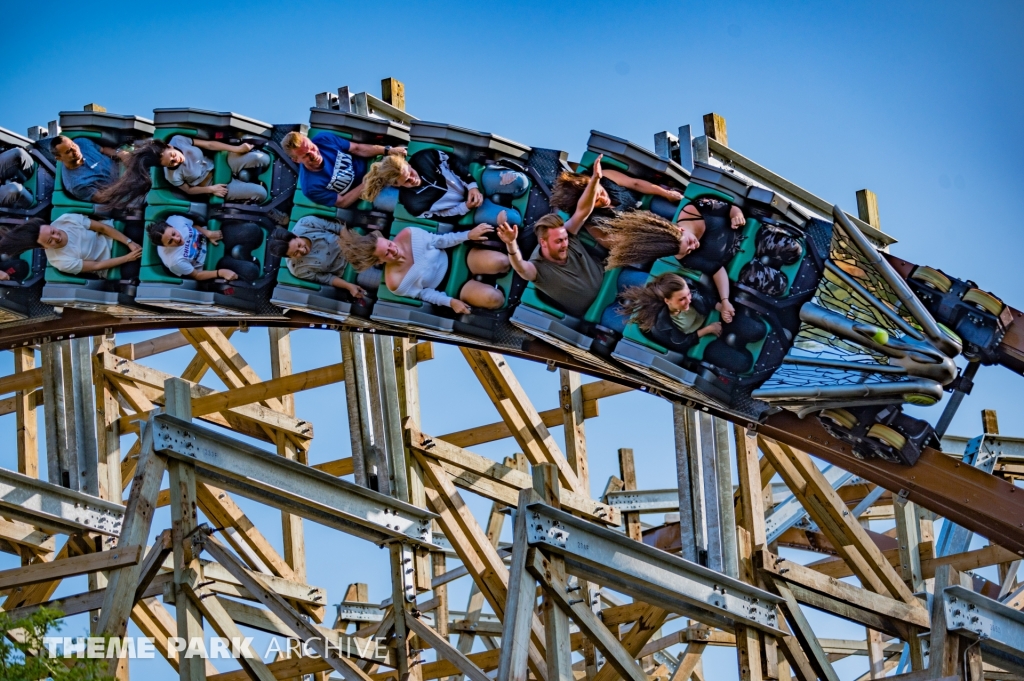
[1,1,1023,679]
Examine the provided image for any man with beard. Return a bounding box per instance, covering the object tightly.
[497,211,605,318]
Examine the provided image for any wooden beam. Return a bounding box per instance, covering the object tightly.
[270,327,307,585]
[13,348,38,480]
[757,550,929,630]
[440,380,627,448]
[113,331,189,361]
[407,425,618,525]
[0,366,42,396]
[406,611,490,681]
[313,457,355,477]
[459,348,581,493]
[702,113,728,146]
[0,543,140,590]
[806,541,1019,581]
[758,437,918,604]
[189,361,344,417]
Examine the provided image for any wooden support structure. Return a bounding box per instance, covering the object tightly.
[2,324,1022,681]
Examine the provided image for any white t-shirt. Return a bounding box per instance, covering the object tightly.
[157,215,207,277]
[45,213,113,277]
[164,135,215,187]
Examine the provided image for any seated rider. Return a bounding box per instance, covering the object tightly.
[0,213,142,279]
[497,165,609,318]
[360,148,529,225]
[148,215,264,283]
[95,137,270,210]
[618,273,723,355]
[338,216,511,314]
[600,199,747,323]
[282,130,406,209]
[50,135,126,203]
[0,147,35,208]
[266,216,367,299]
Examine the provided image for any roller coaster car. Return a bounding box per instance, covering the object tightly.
[818,404,940,466]
[135,205,281,317]
[611,166,830,407]
[370,122,532,340]
[511,132,692,367]
[146,108,297,221]
[0,127,56,325]
[271,109,409,323]
[37,111,158,317]
[906,265,1013,365]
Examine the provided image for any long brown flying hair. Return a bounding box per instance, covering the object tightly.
[618,272,690,332]
[601,210,683,270]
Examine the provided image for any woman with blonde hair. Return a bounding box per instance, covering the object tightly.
[361,148,528,225]
[338,211,514,315]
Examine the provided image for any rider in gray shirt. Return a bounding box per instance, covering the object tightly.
[268,216,367,298]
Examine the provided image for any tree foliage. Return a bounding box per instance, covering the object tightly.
[0,607,113,681]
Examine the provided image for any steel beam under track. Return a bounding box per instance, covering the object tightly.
[0,468,124,536]
[943,584,1024,675]
[150,414,435,546]
[522,501,784,635]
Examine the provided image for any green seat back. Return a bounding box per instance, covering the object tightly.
[583,267,624,324]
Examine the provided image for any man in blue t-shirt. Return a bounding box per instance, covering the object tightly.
[50,135,126,202]
[282,130,405,208]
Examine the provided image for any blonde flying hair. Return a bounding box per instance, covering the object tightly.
[282,131,306,152]
[360,154,410,202]
[338,229,384,272]
[602,210,684,270]
[619,272,690,332]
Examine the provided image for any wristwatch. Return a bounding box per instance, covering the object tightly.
[125,238,133,245]
[384,145,392,155]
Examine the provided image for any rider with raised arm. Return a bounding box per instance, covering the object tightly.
[497,158,607,318]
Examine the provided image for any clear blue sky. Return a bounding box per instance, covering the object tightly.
[1,1,1023,679]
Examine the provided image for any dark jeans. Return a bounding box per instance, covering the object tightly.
[120,222,145,280]
[0,257,29,282]
[0,148,34,208]
[215,221,263,283]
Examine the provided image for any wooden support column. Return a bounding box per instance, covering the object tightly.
[893,493,926,670]
[534,465,574,681]
[41,340,74,488]
[270,327,306,582]
[394,337,431,592]
[618,448,643,542]
[460,348,581,493]
[856,190,881,231]
[13,346,38,479]
[381,77,406,111]
[702,113,728,146]
[733,425,765,681]
[93,333,122,501]
[560,369,599,680]
[165,377,206,681]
